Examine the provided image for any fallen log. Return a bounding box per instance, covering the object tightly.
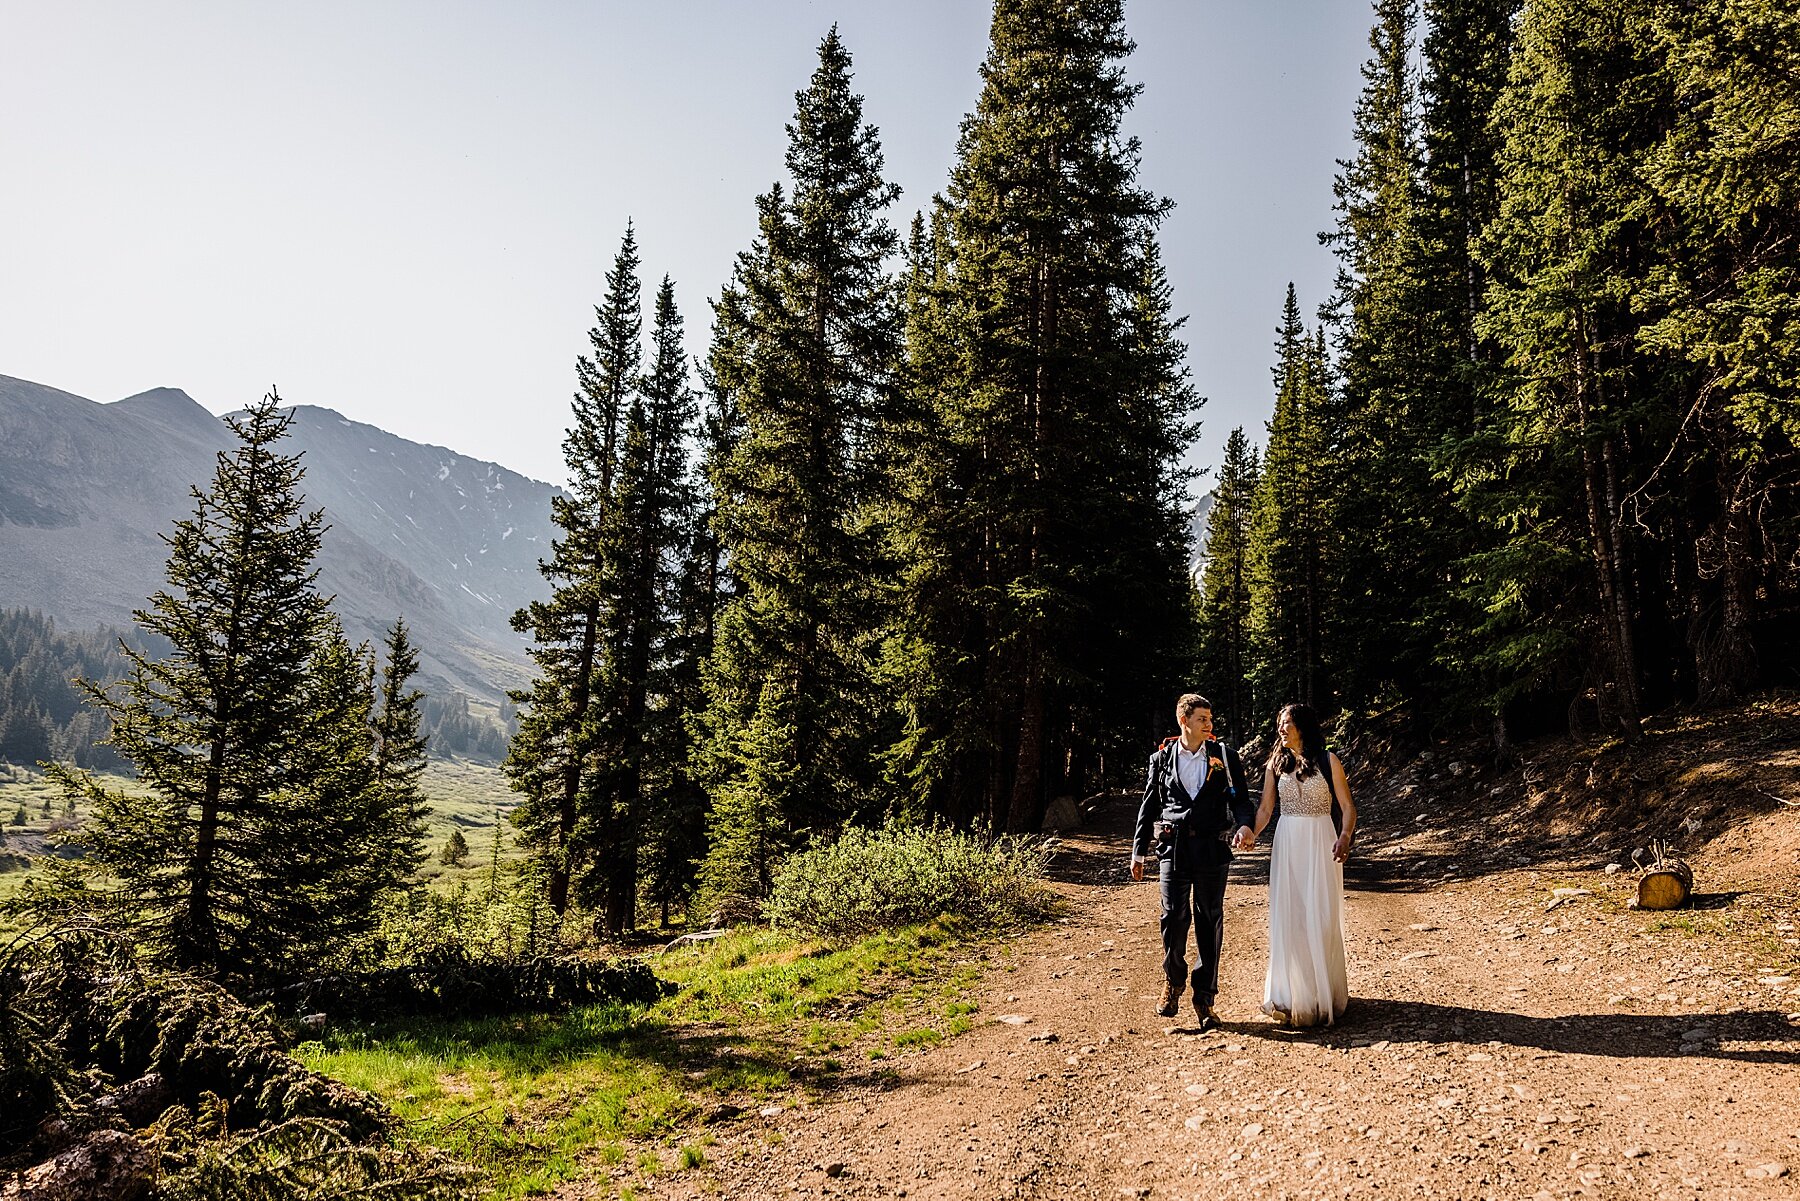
[1634,839,1693,910]
[1,1130,153,1201]
[660,929,728,954]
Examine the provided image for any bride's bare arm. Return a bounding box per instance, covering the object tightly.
[1249,761,1277,841]
[1330,752,1357,861]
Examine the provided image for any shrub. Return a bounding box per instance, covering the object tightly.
[251,945,670,1022]
[763,822,1053,940]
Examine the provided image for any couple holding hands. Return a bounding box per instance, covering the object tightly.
[1131,693,1355,1030]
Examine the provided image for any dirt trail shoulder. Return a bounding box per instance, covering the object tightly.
[625,778,1800,1201]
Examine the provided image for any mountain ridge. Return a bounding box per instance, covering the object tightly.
[0,373,558,707]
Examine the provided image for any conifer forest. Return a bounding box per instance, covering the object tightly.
[3,1,1798,1194]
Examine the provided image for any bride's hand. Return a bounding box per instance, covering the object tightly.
[1332,833,1352,862]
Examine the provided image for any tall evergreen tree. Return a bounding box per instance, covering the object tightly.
[1637,0,1800,700]
[51,395,417,978]
[507,227,642,916]
[369,618,431,888]
[888,0,1198,831]
[1196,428,1262,732]
[585,277,699,933]
[1248,293,1337,711]
[1469,0,1679,736]
[695,28,903,901]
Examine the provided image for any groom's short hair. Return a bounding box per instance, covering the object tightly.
[1176,693,1212,718]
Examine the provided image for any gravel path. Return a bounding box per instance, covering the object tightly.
[639,793,1800,1200]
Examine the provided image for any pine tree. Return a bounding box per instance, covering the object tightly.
[440,828,470,866]
[1636,0,1800,700]
[1196,428,1262,732]
[1248,291,1337,710]
[50,394,415,978]
[507,227,642,916]
[369,618,431,885]
[695,28,903,901]
[582,277,699,933]
[888,0,1199,831]
[1469,0,1679,736]
[1318,0,1441,718]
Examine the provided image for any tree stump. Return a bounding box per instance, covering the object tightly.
[1637,858,1693,910]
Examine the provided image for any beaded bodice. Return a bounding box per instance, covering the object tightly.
[1277,768,1334,817]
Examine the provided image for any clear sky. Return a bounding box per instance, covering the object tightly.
[1,1,1370,490]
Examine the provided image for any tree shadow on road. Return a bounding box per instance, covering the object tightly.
[1223,998,1800,1065]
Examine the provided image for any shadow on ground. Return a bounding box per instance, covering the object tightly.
[1219,999,1800,1065]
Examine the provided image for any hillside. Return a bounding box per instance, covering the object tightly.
[0,373,560,706]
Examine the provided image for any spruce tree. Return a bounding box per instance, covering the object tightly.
[888,0,1198,831]
[583,277,699,933]
[507,227,642,916]
[1248,292,1337,711]
[1637,0,1800,700]
[52,394,415,978]
[1196,428,1262,732]
[1469,0,1678,736]
[695,28,903,901]
[369,618,431,885]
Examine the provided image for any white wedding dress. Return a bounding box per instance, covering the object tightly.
[1263,767,1349,1026]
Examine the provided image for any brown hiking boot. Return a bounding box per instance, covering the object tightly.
[1194,996,1221,1032]
[1156,981,1180,1018]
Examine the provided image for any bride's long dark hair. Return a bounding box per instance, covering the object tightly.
[1268,703,1330,780]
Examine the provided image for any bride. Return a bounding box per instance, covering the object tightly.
[1235,703,1354,1027]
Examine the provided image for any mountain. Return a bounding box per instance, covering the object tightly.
[0,373,558,707]
[1187,492,1215,581]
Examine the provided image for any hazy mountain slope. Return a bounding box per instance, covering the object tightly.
[0,374,557,704]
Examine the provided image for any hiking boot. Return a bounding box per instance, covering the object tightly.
[1156,981,1181,1018]
[1194,996,1220,1031]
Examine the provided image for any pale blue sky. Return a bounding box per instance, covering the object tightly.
[1,1,1370,489]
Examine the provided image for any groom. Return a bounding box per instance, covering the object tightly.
[1131,693,1254,1029]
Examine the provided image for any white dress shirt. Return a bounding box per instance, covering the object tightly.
[1175,741,1209,798]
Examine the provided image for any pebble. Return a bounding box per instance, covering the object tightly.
[1747,1163,1789,1179]
[955,1060,984,1074]
[1408,923,1439,932]
[824,1162,847,1178]
[996,1014,1033,1025]
[1604,863,1623,874]
[1623,1146,1647,1159]
[1241,1123,1264,1139]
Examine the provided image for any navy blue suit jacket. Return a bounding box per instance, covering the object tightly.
[1133,738,1255,871]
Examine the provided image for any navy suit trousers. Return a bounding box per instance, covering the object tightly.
[1159,851,1229,1003]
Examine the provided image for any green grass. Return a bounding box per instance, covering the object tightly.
[297,918,999,1198]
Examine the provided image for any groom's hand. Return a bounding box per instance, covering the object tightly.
[1131,858,1144,882]
[1232,826,1254,851]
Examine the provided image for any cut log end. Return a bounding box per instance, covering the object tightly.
[1637,860,1694,911]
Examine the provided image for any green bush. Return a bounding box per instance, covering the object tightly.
[763,822,1052,940]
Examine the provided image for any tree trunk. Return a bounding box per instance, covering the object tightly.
[1007,648,1047,834]
[1571,316,1639,739]
[1695,447,1760,703]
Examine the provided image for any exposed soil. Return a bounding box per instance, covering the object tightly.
[588,700,1800,1200]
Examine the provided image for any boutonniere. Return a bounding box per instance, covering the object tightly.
[1208,755,1224,773]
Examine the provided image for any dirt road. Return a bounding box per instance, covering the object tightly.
[647,785,1800,1201]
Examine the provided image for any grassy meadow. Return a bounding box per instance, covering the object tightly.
[295,918,999,1198]
[0,758,523,917]
[1,758,1024,1198]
